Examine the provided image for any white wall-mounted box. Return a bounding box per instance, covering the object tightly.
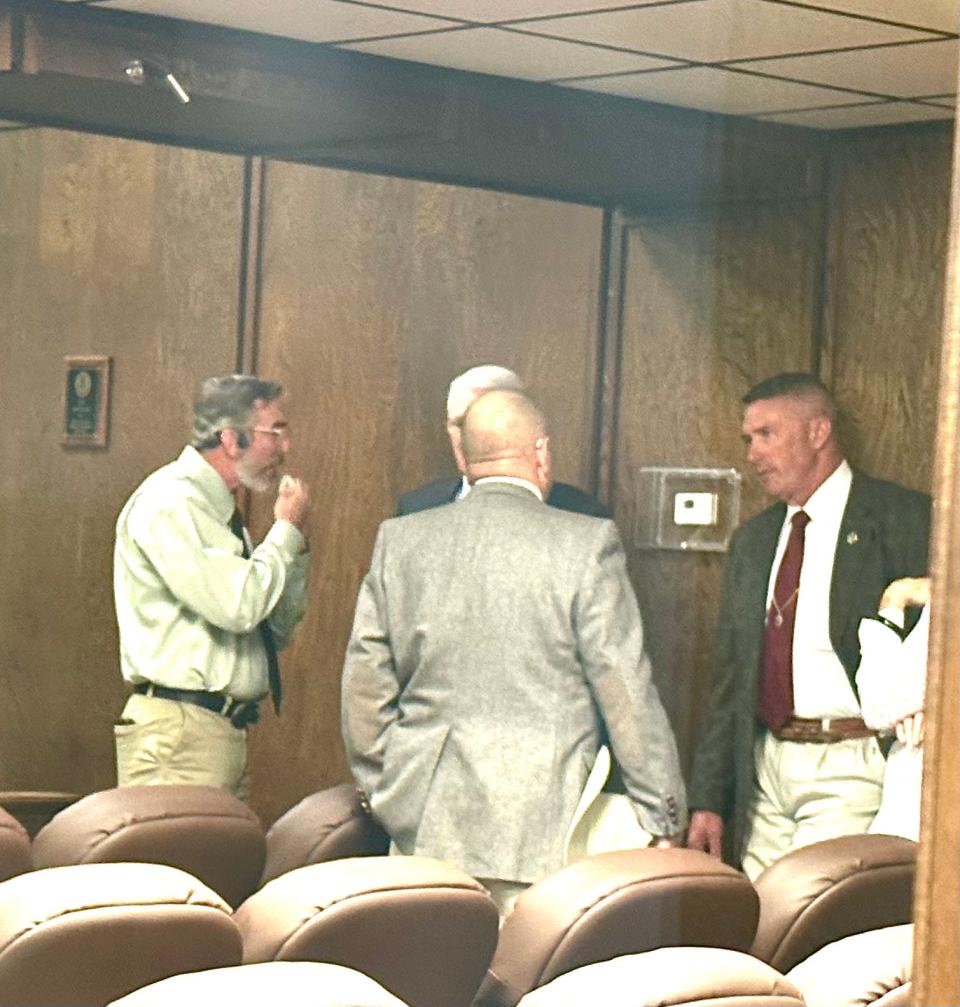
[635,467,741,552]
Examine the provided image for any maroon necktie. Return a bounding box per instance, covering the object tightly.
[758,510,810,731]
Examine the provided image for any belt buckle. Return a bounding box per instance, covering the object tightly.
[821,717,832,733]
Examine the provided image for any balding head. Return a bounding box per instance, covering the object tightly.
[461,390,552,494]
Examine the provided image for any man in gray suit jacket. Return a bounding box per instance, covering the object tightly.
[687,373,930,878]
[343,391,685,913]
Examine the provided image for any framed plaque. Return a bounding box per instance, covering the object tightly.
[62,355,111,448]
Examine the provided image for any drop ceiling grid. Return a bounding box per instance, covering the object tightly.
[80,0,960,126]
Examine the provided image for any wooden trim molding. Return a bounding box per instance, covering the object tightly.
[912,97,960,1007]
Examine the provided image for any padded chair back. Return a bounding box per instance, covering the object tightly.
[0,806,31,882]
[517,948,805,1007]
[32,784,266,907]
[0,861,242,1006]
[108,962,411,1006]
[750,834,916,973]
[236,855,499,1007]
[786,924,913,1007]
[474,848,760,1007]
[261,784,389,885]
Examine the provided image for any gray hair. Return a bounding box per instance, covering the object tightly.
[191,374,283,450]
[446,365,523,425]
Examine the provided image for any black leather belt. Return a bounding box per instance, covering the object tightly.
[133,682,260,729]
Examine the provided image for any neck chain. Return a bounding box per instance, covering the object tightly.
[770,588,799,627]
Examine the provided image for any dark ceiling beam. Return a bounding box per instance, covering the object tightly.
[0,0,823,208]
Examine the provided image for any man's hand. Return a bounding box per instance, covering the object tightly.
[686,810,724,858]
[895,711,925,750]
[275,475,310,530]
[880,576,931,611]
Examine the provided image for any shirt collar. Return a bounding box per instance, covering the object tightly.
[787,458,852,524]
[177,445,236,522]
[472,475,544,501]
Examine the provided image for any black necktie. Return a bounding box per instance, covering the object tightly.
[230,510,282,714]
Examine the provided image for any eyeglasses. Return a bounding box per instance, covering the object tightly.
[250,426,290,442]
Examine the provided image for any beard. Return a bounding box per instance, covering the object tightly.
[236,454,282,494]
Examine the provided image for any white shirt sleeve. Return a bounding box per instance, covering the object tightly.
[856,606,929,730]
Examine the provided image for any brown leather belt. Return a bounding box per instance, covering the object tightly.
[772,716,875,744]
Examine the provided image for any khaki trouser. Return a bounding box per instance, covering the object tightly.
[115,692,250,800]
[741,729,884,880]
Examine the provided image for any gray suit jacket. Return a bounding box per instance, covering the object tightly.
[688,471,931,864]
[342,481,686,884]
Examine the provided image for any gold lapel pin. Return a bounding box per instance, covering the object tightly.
[846,531,859,545]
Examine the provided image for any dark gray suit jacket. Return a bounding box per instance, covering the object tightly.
[342,482,685,884]
[397,476,610,518]
[687,471,931,865]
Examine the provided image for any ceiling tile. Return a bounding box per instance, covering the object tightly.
[344,0,672,22]
[340,26,679,79]
[738,38,959,98]
[795,1,958,35]
[88,0,458,43]
[758,100,955,127]
[560,65,871,114]
[516,0,937,62]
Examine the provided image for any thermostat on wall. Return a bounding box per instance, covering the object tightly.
[635,467,740,552]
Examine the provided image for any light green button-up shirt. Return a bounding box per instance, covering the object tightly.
[114,446,309,701]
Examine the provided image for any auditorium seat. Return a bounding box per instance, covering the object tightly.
[0,861,242,1006]
[236,855,499,1007]
[31,784,266,907]
[107,961,411,1006]
[261,783,389,885]
[786,924,913,1007]
[514,947,804,1007]
[473,848,760,1007]
[0,805,31,882]
[750,834,917,973]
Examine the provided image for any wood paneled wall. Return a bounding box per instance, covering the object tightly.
[247,162,603,824]
[0,128,244,794]
[821,125,950,493]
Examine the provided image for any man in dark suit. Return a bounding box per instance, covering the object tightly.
[344,390,684,916]
[686,373,930,878]
[396,364,609,518]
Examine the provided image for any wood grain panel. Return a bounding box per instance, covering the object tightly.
[248,161,603,824]
[821,124,951,493]
[0,127,244,797]
[614,202,822,768]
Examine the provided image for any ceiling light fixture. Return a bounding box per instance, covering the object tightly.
[123,58,191,104]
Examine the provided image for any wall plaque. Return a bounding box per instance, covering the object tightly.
[63,355,111,448]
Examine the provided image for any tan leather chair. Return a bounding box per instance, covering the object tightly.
[236,855,499,1007]
[261,783,389,885]
[0,861,242,1006]
[516,948,805,1007]
[786,923,913,1007]
[0,805,31,882]
[473,848,760,1007]
[32,784,266,907]
[750,834,916,973]
[108,961,411,1006]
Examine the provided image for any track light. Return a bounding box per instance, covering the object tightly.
[123,58,191,104]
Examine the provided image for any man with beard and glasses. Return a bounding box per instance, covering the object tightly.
[113,374,310,797]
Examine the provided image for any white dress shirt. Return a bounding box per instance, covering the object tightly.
[766,460,860,718]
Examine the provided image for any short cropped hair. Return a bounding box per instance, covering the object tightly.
[446,365,523,425]
[743,372,835,420]
[191,374,282,450]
